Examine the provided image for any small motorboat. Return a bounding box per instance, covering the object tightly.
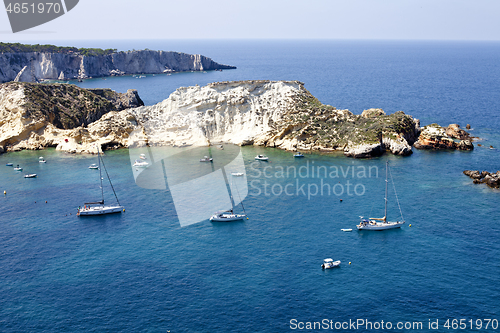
[341,228,353,232]
[294,152,304,158]
[231,172,244,176]
[39,157,46,163]
[6,163,13,166]
[133,160,149,167]
[322,258,341,269]
[217,145,224,150]
[255,155,269,161]
[139,153,147,160]
[200,156,213,162]
[89,164,99,169]
[14,165,23,171]
[24,174,37,178]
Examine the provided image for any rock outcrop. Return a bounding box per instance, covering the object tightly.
[446,124,472,140]
[414,124,474,151]
[463,170,500,189]
[0,82,143,153]
[0,49,236,83]
[128,81,420,157]
[0,80,421,157]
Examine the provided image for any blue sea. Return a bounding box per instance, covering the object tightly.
[1,40,500,332]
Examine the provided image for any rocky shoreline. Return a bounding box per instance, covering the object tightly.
[463,170,500,189]
[414,123,474,151]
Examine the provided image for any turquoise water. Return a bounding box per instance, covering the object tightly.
[1,40,500,332]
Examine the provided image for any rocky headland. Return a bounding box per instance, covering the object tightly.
[0,82,143,153]
[126,80,421,157]
[0,43,236,83]
[0,80,421,157]
[463,170,500,189]
[414,123,474,151]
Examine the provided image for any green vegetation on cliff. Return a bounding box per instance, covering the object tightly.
[18,82,114,129]
[275,89,417,149]
[3,82,141,129]
[0,42,117,56]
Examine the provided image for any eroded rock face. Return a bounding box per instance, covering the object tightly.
[446,124,471,140]
[0,82,143,153]
[414,124,474,151]
[464,170,500,188]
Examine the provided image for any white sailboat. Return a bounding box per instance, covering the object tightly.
[78,146,124,216]
[210,180,247,222]
[357,161,405,231]
[133,159,149,167]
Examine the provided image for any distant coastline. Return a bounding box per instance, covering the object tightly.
[0,42,236,83]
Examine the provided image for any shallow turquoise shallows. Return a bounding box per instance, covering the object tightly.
[1,40,499,332]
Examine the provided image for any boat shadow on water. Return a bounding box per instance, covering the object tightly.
[77,213,126,230]
[356,227,405,239]
[209,219,247,227]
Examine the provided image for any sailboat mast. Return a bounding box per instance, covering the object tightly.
[98,145,104,203]
[229,179,236,213]
[384,161,388,222]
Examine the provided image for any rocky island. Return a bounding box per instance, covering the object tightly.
[414,123,474,151]
[463,170,500,189]
[0,80,423,157]
[0,43,236,83]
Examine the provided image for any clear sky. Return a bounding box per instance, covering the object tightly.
[1,0,500,42]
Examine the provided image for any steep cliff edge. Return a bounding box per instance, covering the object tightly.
[0,48,236,83]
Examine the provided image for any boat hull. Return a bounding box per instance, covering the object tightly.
[210,214,246,222]
[78,205,124,216]
[357,221,405,230]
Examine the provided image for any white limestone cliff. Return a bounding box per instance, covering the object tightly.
[128,80,303,147]
[0,50,236,83]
